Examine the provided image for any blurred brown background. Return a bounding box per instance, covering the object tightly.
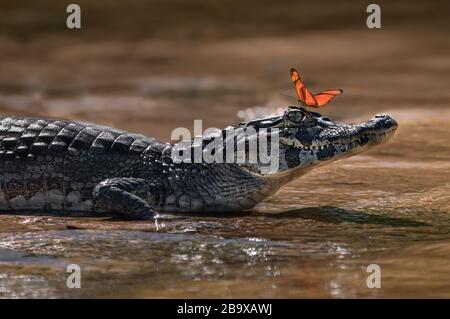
[0,0,449,140]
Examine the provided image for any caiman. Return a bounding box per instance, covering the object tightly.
[0,106,397,218]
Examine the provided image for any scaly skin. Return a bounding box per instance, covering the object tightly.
[0,107,397,218]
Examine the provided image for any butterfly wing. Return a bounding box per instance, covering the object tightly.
[290,68,305,99]
[290,68,318,107]
[291,68,343,108]
[314,89,343,107]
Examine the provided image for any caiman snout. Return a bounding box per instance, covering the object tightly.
[364,113,398,145]
[372,113,398,129]
[236,107,399,178]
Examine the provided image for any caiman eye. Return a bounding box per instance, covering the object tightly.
[286,110,305,123]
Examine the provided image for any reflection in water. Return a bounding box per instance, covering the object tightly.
[260,207,429,227]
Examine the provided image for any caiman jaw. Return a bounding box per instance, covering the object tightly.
[235,107,398,179]
[361,113,398,146]
[271,112,398,179]
[304,113,398,165]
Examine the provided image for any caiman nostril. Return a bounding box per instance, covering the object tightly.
[364,113,398,134]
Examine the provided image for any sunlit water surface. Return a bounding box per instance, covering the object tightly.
[0,107,448,298]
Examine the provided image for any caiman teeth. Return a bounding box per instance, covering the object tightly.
[281,130,393,152]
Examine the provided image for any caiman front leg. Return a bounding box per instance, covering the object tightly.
[93,177,156,219]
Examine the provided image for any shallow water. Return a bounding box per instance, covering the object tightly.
[0,106,448,298]
[0,3,449,297]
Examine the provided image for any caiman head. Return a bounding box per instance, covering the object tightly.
[238,106,398,180]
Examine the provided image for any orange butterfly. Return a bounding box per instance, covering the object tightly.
[290,68,343,108]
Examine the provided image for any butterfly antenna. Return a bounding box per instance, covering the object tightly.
[280,93,297,100]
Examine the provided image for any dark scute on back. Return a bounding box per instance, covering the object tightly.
[0,116,165,157]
